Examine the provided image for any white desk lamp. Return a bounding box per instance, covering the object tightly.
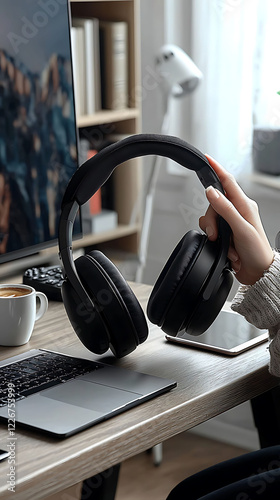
[155,44,203,98]
[136,44,203,283]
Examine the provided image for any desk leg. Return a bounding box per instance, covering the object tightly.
[250,386,280,448]
[80,464,121,500]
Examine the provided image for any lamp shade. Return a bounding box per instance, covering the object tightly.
[155,44,203,97]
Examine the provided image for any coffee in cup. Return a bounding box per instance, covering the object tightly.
[0,287,31,298]
[0,284,48,346]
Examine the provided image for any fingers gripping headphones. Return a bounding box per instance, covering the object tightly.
[58,134,233,358]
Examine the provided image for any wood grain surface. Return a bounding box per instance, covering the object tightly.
[0,282,278,499]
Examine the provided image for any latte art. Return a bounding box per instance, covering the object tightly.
[0,287,31,298]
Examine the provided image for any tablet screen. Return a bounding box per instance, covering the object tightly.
[165,309,268,355]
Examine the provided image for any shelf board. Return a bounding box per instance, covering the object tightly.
[249,172,280,190]
[73,223,140,248]
[0,224,140,278]
[77,108,140,128]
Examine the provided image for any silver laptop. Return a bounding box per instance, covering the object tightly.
[0,349,176,438]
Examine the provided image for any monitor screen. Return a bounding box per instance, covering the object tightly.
[0,0,80,264]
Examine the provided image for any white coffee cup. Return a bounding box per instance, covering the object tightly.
[0,284,48,346]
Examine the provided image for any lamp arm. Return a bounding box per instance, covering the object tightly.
[135,45,202,282]
[135,97,170,283]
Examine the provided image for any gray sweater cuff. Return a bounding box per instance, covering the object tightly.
[231,251,280,331]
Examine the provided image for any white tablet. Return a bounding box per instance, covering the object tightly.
[165,309,269,356]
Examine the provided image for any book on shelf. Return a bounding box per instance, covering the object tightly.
[72,17,101,114]
[78,134,121,215]
[99,21,129,110]
[101,133,139,226]
[87,149,102,216]
[70,25,86,117]
[78,142,102,219]
[78,139,117,234]
[82,209,118,235]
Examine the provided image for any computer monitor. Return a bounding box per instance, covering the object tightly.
[0,0,81,264]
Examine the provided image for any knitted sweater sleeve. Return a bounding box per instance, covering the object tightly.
[231,251,280,377]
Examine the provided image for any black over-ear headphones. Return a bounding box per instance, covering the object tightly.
[58,134,233,358]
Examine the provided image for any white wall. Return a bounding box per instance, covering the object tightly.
[140,0,199,287]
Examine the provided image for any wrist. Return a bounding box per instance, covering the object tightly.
[246,249,275,285]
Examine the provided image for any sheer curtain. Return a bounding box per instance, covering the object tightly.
[253,1,280,129]
[187,0,280,177]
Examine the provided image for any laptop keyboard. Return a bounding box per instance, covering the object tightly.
[0,351,102,407]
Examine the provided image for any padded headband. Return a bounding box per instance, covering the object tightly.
[61,134,223,208]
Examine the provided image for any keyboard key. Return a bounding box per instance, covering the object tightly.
[0,352,101,405]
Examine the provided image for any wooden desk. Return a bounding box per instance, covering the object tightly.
[0,283,278,499]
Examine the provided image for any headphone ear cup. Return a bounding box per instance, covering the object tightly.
[75,250,148,357]
[61,278,110,354]
[148,230,233,337]
[147,231,206,335]
[186,264,233,335]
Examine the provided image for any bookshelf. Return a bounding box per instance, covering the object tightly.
[69,0,142,255]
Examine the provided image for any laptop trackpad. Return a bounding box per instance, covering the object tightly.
[41,380,143,412]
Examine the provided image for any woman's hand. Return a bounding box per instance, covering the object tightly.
[199,155,274,285]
